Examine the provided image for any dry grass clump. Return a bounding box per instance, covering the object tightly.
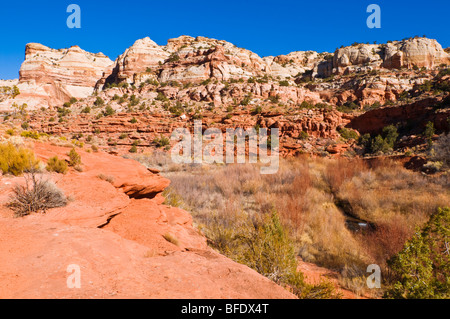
[97,173,115,183]
[163,233,179,246]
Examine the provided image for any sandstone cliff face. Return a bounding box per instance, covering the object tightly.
[111,37,170,84]
[1,36,449,112]
[1,43,113,110]
[333,38,450,74]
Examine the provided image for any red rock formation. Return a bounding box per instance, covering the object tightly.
[0,142,297,298]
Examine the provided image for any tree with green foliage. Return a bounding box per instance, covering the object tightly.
[384,207,450,299]
[370,125,399,154]
[423,121,435,147]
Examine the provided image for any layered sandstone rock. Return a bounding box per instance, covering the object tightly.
[111,37,170,84]
[333,38,450,74]
[1,36,449,112]
[1,43,113,110]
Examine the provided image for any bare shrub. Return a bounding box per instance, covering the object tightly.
[7,172,68,217]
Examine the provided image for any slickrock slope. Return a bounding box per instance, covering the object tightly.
[0,143,296,299]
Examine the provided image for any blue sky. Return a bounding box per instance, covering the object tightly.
[1,0,449,79]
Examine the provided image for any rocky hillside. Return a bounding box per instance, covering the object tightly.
[1,35,449,162]
[1,36,449,109]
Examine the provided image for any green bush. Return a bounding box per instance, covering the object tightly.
[155,92,168,102]
[103,105,115,116]
[338,127,359,140]
[153,135,170,148]
[370,125,399,154]
[46,156,68,174]
[0,143,40,176]
[129,145,137,153]
[21,131,41,140]
[241,95,252,106]
[384,207,450,299]
[299,131,309,140]
[252,105,262,114]
[81,106,91,114]
[68,148,81,167]
[94,97,104,106]
[423,121,435,145]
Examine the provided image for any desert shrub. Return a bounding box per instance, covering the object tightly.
[119,133,128,139]
[268,95,280,104]
[431,133,450,168]
[7,172,67,217]
[155,92,168,102]
[252,105,262,114]
[132,139,141,147]
[81,106,91,114]
[0,143,40,176]
[20,131,40,140]
[153,135,170,148]
[299,131,309,140]
[337,101,359,113]
[169,102,184,116]
[68,148,81,167]
[129,145,137,153]
[94,97,104,107]
[241,95,252,106]
[384,207,450,299]
[103,105,115,116]
[299,101,314,109]
[423,121,435,146]
[338,127,359,140]
[46,156,68,174]
[130,117,138,124]
[167,53,180,63]
[279,80,289,87]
